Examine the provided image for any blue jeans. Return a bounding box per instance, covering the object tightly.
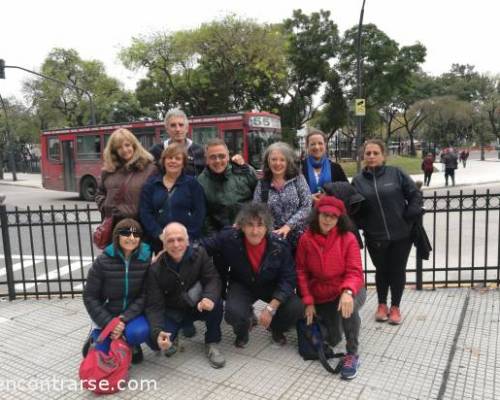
[91,315,152,353]
[163,300,223,344]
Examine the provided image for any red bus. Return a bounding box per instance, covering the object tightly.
[40,111,281,200]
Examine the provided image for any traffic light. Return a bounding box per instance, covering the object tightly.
[0,59,5,79]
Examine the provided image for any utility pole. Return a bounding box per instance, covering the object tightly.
[355,0,367,173]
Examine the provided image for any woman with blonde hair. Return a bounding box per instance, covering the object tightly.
[95,128,157,236]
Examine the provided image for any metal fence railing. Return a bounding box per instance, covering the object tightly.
[0,190,499,300]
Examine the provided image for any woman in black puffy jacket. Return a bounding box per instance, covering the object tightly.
[83,218,152,364]
[352,139,422,326]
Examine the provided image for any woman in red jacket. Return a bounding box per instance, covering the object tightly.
[296,195,366,380]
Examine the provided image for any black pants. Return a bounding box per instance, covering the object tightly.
[366,237,413,307]
[224,281,304,336]
[315,288,366,354]
[444,168,455,186]
[424,171,432,186]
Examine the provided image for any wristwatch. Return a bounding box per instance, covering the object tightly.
[265,304,276,316]
[343,289,353,296]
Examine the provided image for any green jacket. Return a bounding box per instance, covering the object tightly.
[198,163,257,233]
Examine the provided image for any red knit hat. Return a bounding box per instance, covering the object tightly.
[315,195,346,217]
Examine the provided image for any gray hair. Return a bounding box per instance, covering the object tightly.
[235,203,274,232]
[164,108,189,128]
[160,222,189,242]
[262,141,299,181]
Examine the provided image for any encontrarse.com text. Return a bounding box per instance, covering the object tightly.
[0,378,157,392]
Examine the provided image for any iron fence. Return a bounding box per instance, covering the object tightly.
[0,190,499,300]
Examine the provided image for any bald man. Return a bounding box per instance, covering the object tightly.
[145,222,225,368]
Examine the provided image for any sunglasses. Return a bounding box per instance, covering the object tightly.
[118,229,142,238]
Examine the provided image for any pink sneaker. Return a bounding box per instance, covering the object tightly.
[375,304,389,322]
[388,306,402,325]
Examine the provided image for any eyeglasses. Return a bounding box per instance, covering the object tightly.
[208,154,228,161]
[118,229,142,238]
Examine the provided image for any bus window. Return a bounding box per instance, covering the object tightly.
[192,126,218,146]
[223,130,244,156]
[248,130,281,169]
[76,135,101,160]
[48,137,61,162]
[137,135,154,149]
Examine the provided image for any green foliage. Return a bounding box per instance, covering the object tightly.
[341,155,423,178]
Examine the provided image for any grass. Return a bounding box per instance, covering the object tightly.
[340,155,422,178]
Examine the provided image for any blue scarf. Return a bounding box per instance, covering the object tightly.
[306,155,332,193]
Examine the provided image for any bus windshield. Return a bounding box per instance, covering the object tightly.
[248,129,282,169]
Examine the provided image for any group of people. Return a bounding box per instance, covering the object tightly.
[83,109,422,381]
[421,147,470,187]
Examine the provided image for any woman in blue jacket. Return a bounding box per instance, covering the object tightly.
[140,143,206,254]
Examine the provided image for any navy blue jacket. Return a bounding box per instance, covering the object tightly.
[200,228,296,303]
[139,173,206,249]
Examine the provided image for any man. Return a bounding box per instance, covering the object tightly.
[201,203,303,348]
[150,108,205,176]
[145,222,225,368]
[441,147,458,186]
[197,138,257,233]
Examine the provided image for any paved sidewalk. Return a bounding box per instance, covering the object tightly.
[0,288,498,399]
[1,158,499,191]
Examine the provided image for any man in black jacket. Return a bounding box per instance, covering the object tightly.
[149,108,205,176]
[201,203,303,348]
[145,222,225,368]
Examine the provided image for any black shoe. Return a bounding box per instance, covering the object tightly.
[234,332,249,348]
[131,345,144,364]
[82,337,92,358]
[271,330,287,346]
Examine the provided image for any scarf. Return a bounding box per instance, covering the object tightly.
[306,155,332,193]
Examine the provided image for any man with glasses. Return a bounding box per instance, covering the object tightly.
[198,138,257,234]
[150,108,205,176]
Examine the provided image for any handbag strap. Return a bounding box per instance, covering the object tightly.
[96,317,122,343]
[307,319,344,374]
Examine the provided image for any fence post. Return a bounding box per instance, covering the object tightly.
[0,199,16,300]
[416,250,423,290]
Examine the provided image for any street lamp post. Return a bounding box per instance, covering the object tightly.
[2,63,96,125]
[355,0,367,173]
[0,93,18,181]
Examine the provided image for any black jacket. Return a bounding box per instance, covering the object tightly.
[352,165,421,242]
[83,242,151,328]
[200,228,297,303]
[145,245,221,341]
[301,159,349,189]
[150,139,205,176]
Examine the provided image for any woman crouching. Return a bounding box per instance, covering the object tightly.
[83,218,152,364]
[295,196,366,380]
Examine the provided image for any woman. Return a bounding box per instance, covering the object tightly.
[253,142,312,249]
[302,129,348,202]
[139,143,206,254]
[296,195,366,380]
[421,153,434,186]
[352,139,421,325]
[83,218,152,364]
[95,128,157,230]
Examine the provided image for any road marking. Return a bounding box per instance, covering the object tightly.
[0,254,94,261]
[14,261,92,291]
[0,260,42,277]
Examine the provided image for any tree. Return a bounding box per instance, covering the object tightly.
[337,24,426,136]
[24,48,143,129]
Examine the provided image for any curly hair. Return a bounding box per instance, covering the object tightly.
[262,141,299,181]
[234,202,274,232]
[102,128,153,172]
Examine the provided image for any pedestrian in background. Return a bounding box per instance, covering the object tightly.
[460,149,469,168]
[441,148,458,186]
[421,153,434,187]
[352,139,422,325]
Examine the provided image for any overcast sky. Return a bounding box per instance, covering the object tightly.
[1,0,499,100]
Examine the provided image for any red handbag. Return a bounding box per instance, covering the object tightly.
[79,317,132,395]
[93,217,113,249]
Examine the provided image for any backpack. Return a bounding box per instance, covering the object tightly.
[79,317,132,394]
